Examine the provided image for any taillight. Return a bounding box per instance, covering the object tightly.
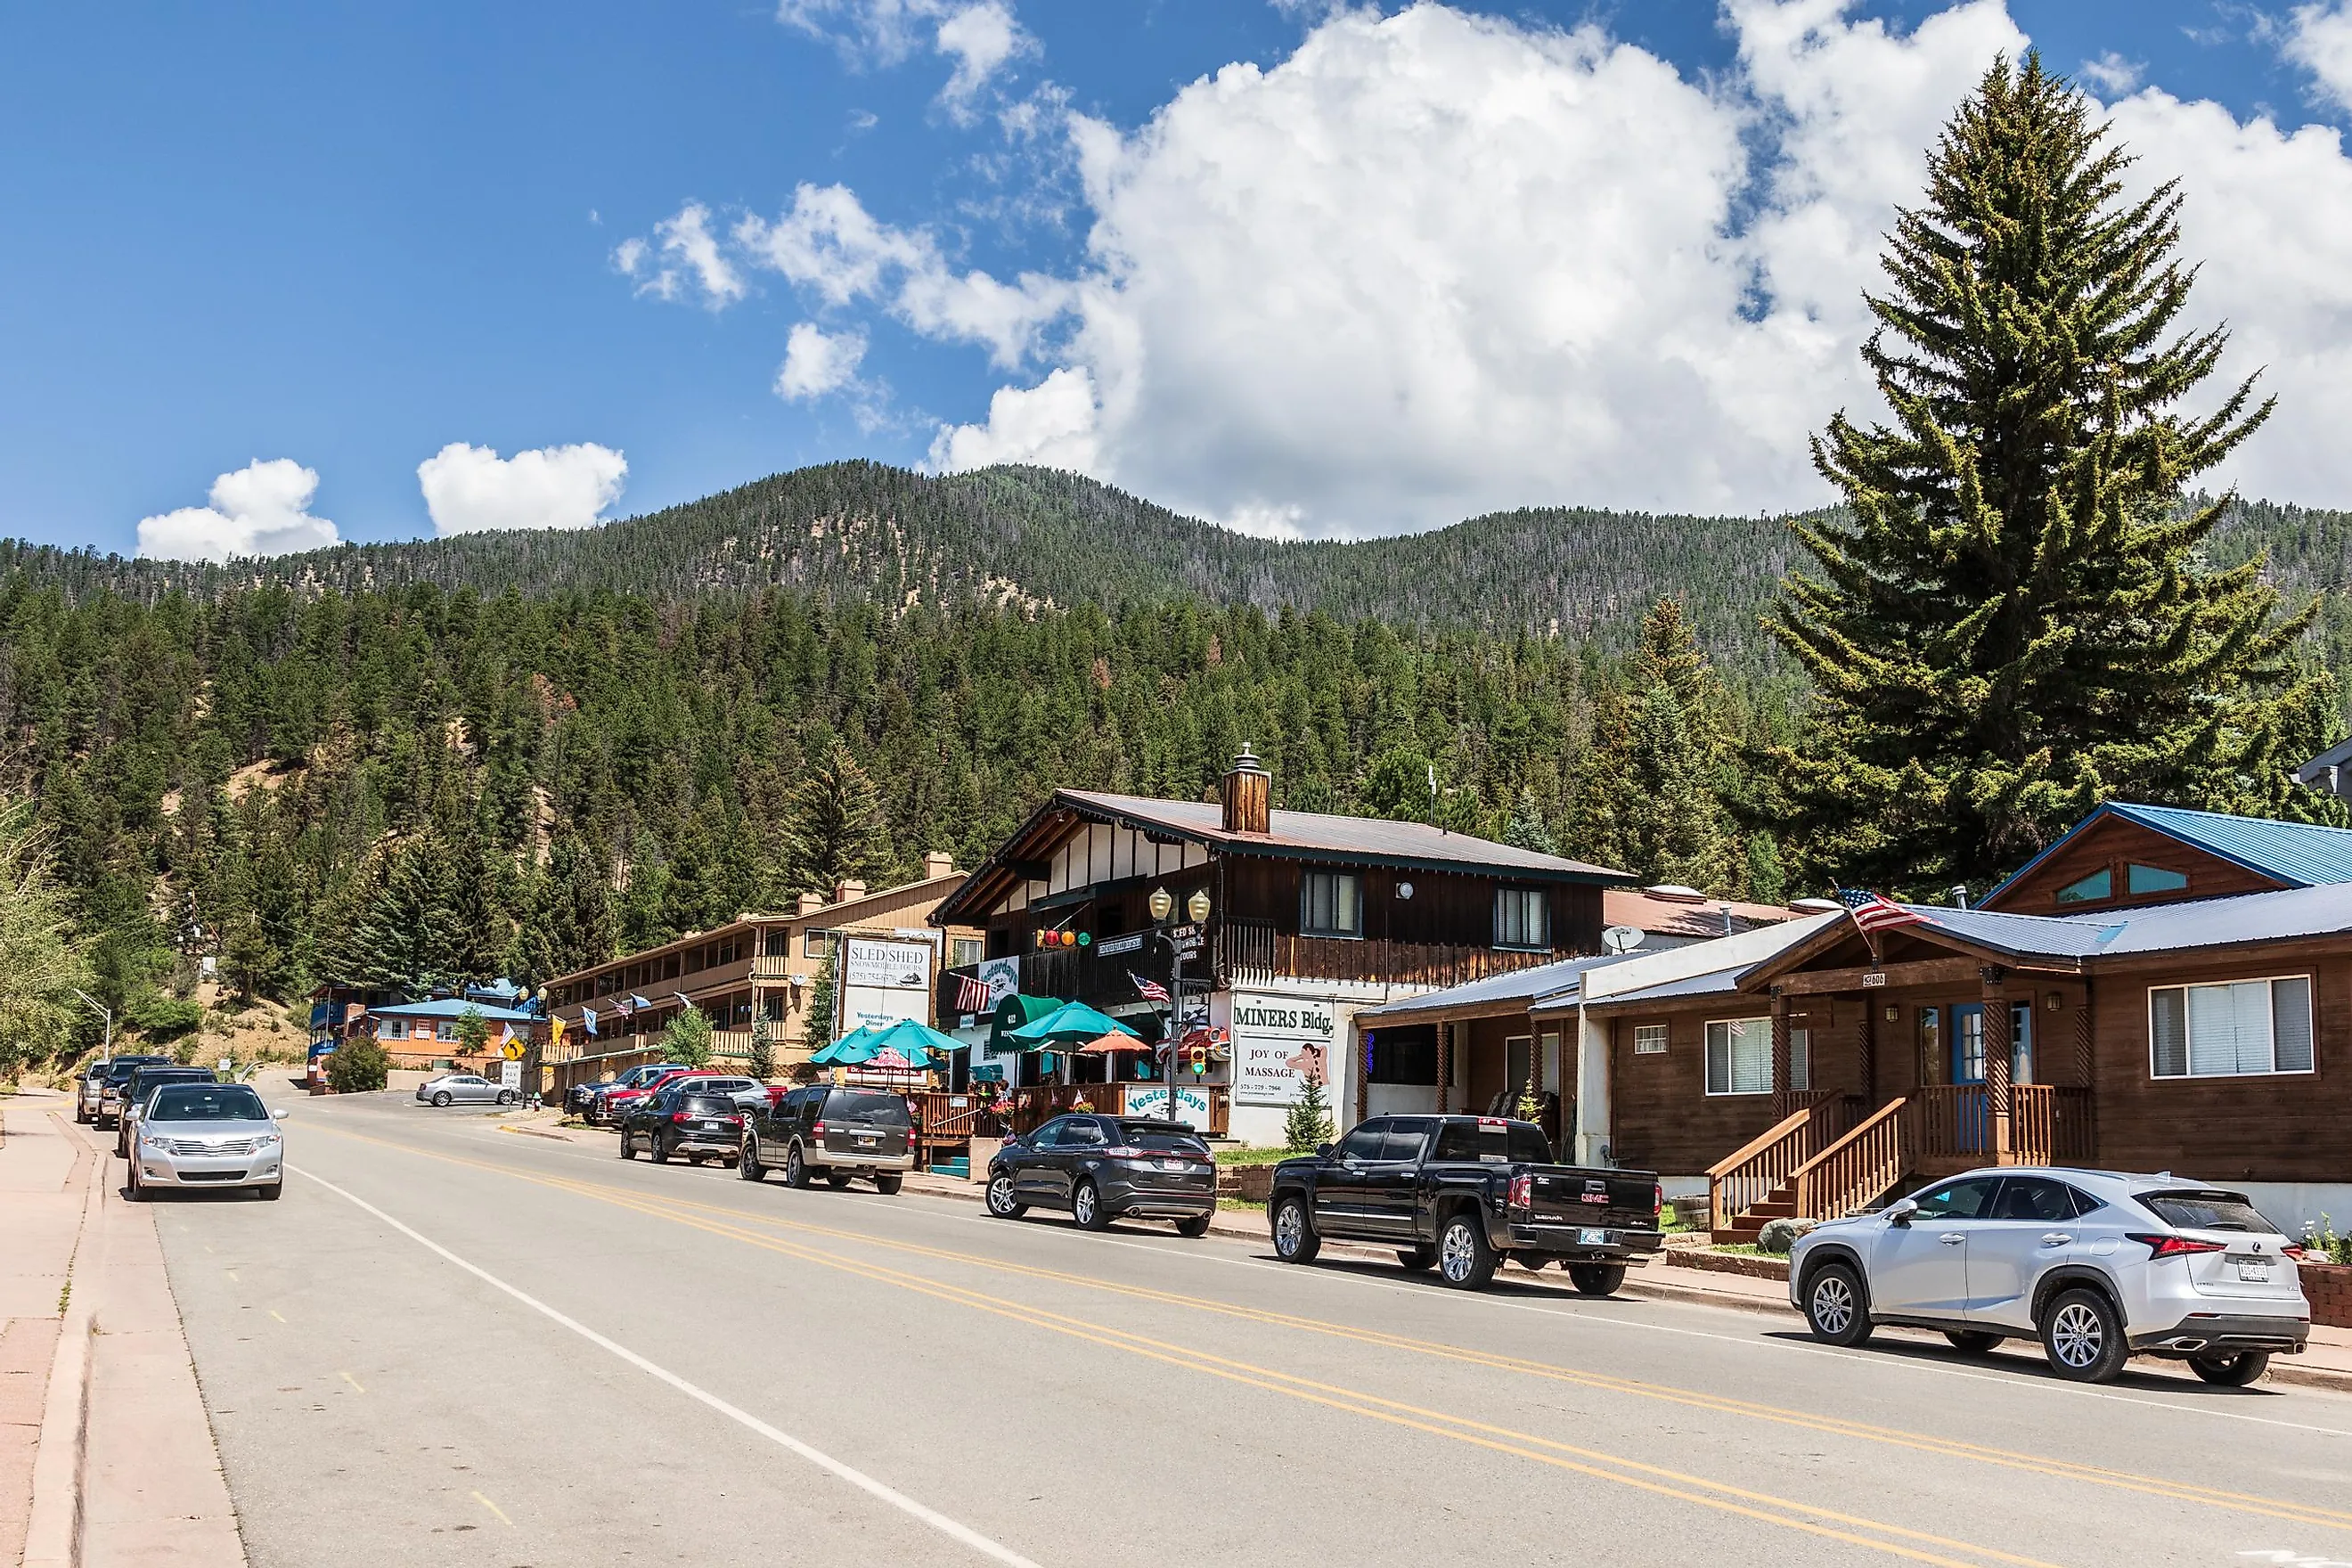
[671,1111,691,1123]
[813,1121,828,1138]
[723,1115,741,1125]
[1654,1183,1664,1217]
[1507,1174,1532,1210]
[2129,1233,2227,1260]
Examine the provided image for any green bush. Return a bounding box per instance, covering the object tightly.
[326,1034,389,1095]
[662,1007,714,1070]
[127,994,204,1041]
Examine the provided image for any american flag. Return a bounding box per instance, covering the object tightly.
[1838,888,1927,934]
[955,973,992,1014]
[613,996,633,1017]
[1130,971,1172,1005]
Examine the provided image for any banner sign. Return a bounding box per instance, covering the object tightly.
[842,936,935,1033]
[1122,1083,1214,1131]
[1229,993,1335,1107]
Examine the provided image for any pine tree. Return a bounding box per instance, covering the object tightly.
[528,833,615,979]
[779,743,895,897]
[1766,55,2337,894]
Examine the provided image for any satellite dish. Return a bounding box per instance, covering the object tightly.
[1601,925,1645,954]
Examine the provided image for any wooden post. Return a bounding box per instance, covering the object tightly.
[1857,994,1876,1105]
[1980,966,2013,1163]
[1769,990,1793,1120]
[1355,1022,1371,1127]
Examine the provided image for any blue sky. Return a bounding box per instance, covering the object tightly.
[6,1,2351,555]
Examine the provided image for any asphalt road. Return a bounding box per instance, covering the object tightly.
[107,1083,2352,1568]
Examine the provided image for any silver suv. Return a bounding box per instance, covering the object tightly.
[1791,1167,2309,1385]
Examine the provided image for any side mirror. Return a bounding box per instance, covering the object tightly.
[1315,1143,1334,1160]
[1885,1197,1919,1227]
[272,1107,290,1120]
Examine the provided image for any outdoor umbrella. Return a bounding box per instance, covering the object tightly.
[1074,1031,1150,1054]
[808,1024,888,1066]
[811,1017,959,1070]
[1001,1000,1141,1048]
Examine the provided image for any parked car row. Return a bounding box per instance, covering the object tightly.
[76,1058,288,1202]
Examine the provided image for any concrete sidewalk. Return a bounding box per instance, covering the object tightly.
[1,1090,247,1568]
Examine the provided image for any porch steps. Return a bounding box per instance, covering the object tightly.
[1712,1180,1799,1244]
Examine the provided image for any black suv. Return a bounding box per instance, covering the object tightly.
[89,1055,174,1129]
[115,1066,222,1158]
[739,1085,912,1193]
[618,1088,745,1165]
[984,1115,1216,1236]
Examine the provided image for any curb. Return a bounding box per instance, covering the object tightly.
[23,1121,103,1568]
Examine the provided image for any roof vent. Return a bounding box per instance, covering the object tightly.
[1644,884,1708,903]
[1789,897,1844,913]
[1221,746,1271,835]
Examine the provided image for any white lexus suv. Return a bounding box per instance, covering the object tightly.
[1790,1167,2310,1384]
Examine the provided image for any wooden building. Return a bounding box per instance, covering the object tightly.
[930,749,1634,1146]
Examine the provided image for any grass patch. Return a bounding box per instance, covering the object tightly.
[1213,1146,1296,1166]
[1218,1198,1268,1214]
[1705,1242,1772,1257]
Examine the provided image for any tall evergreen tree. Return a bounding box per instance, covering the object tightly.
[779,743,895,896]
[1767,55,2337,894]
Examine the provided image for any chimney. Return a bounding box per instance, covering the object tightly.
[834,878,867,904]
[922,850,955,881]
[1221,745,1271,836]
[797,891,824,916]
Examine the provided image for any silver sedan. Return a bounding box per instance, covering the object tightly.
[127,1083,288,1201]
[415,1072,518,1107]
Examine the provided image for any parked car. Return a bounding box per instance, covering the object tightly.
[1266,1115,1664,1293]
[115,1066,222,1157]
[569,1061,682,1120]
[618,1088,746,1164]
[414,1072,518,1108]
[985,1115,1216,1235]
[669,1074,764,1108]
[126,1082,288,1202]
[592,1065,697,1124]
[88,1054,174,1129]
[739,1085,912,1193]
[1790,1167,2312,1385]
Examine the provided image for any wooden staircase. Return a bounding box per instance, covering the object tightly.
[1710,1095,1907,1243]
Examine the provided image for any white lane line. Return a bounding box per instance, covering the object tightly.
[290,1164,1043,1568]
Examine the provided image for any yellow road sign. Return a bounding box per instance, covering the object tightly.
[502,1040,526,1061]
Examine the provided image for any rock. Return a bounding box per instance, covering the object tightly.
[1757,1216,1818,1255]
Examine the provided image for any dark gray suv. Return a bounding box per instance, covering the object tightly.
[985,1115,1216,1236]
[739,1085,913,1193]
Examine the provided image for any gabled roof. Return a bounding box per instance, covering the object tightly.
[1982,801,2352,906]
[935,788,1632,924]
[1602,886,1801,941]
[1352,954,1631,1026]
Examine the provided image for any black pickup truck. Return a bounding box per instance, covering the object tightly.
[1266,1114,1662,1294]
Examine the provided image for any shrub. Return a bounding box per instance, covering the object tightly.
[326,1034,390,1095]
[1283,1074,1333,1153]
[127,994,204,1041]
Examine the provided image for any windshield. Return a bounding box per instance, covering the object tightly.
[827,1091,911,1126]
[2138,1190,2280,1235]
[104,1060,163,1086]
[148,1085,270,1123]
[1117,1123,1208,1154]
[682,1095,739,1115]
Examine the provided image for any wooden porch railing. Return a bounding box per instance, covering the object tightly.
[1909,1083,2095,1165]
[2013,1084,2096,1164]
[1217,919,1563,990]
[913,1083,1232,1144]
[1706,1093,1855,1239]
[1791,1098,1908,1224]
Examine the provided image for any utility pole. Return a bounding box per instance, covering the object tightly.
[73,989,111,1057]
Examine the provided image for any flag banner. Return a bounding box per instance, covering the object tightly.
[1129,971,1172,1005]
[954,973,992,1014]
[674,992,693,1013]
[1837,888,1928,935]
[583,1006,599,1036]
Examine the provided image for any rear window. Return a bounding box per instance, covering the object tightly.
[682,1095,739,1115]
[2137,1190,2279,1235]
[827,1091,911,1126]
[1433,1119,1553,1164]
[149,1086,268,1122]
[1117,1123,1208,1154]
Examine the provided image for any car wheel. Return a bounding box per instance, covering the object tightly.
[874,1173,903,1196]
[75,1103,89,1124]
[1073,1180,1109,1231]
[1271,1196,1320,1263]
[1436,1210,1498,1289]
[739,1139,766,1181]
[496,1090,518,1107]
[1943,1330,2003,1357]
[1397,1245,1436,1271]
[619,1130,638,1160]
[1176,1213,1212,1238]
[649,1133,671,1164]
[257,1180,283,1202]
[431,1091,453,1107]
[826,1172,854,1189]
[1568,1263,1628,1297]
[1802,1261,1874,1347]
[125,1163,144,1202]
[986,1173,1028,1219]
[786,1145,810,1188]
[2040,1287,2127,1383]
[2190,1351,2269,1387]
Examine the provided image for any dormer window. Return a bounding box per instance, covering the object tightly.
[2127,863,2188,895]
[2055,868,2111,904]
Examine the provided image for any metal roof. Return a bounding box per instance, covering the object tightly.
[1840,885,2352,966]
[1352,954,1632,1025]
[367,998,541,1023]
[1581,966,1750,1008]
[1983,801,2352,905]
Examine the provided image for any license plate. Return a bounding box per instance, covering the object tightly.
[855,1136,878,1147]
[2234,1259,2271,1281]
[1160,1159,1188,1171]
[1578,1228,1611,1246]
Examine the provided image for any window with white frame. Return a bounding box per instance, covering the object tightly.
[1300,871,1362,937]
[1704,1019,1808,1094]
[2149,976,2314,1079]
[436,1021,459,1042]
[382,1019,410,1041]
[1493,887,1549,950]
[1633,1023,1668,1056]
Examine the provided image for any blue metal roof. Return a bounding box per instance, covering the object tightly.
[369,997,541,1024]
[1985,801,2352,905]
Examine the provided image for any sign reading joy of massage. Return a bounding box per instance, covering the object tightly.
[1229,993,1334,1107]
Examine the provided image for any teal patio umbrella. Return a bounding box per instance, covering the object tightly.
[810,1017,960,1069]
[1002,1000,1141,1048]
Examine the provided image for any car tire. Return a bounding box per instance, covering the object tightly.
[431,1091,453,1107]
[826,1172,854,1189]
[1568,1263,1628,1297]
[2040,1287,2128,1383]
[985,1172,1027,1219]
[619,1130,638,1160]
[1176,1213,1212,1238]
[126,1163,144,1202]
[1271,1196,1320,1263]
[1801,1261,1874,1347]
[1943,1330,2003,1357]
[2190,1351,2269,1387]
[257,1180,283,1202]
[75,1103,89,1124]
[1396,1245,1436,1271]
[496,1090,518,1107]
[1435,1210,1498,1290]
[874,1173,903,1196]
[1073,1180,1109,1231]
[786,1145,810,1188]
[649,1133,671,1164]
[739,1139,766,1181]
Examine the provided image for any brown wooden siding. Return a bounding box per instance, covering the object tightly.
[1982,816,2283,916]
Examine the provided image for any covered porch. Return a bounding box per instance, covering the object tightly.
[1703,918,2099,1242]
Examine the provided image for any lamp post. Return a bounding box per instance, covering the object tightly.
[72,989,112,1058]
[1148,886,1213,1124]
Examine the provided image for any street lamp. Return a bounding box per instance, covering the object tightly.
[1149,886,1210,1123]
[72,989,112,1058]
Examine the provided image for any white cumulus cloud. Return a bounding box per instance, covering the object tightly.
[776,322,870,399]
[615,202,745,306]
[778,0,1033,117]
[135,459,339,561]
[2286,1,2352,111]
[417,443,629,536]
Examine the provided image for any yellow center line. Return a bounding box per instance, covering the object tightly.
[339,1370,365,1394]
[268,1309,286,1323]
[472,1490,512,1526]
